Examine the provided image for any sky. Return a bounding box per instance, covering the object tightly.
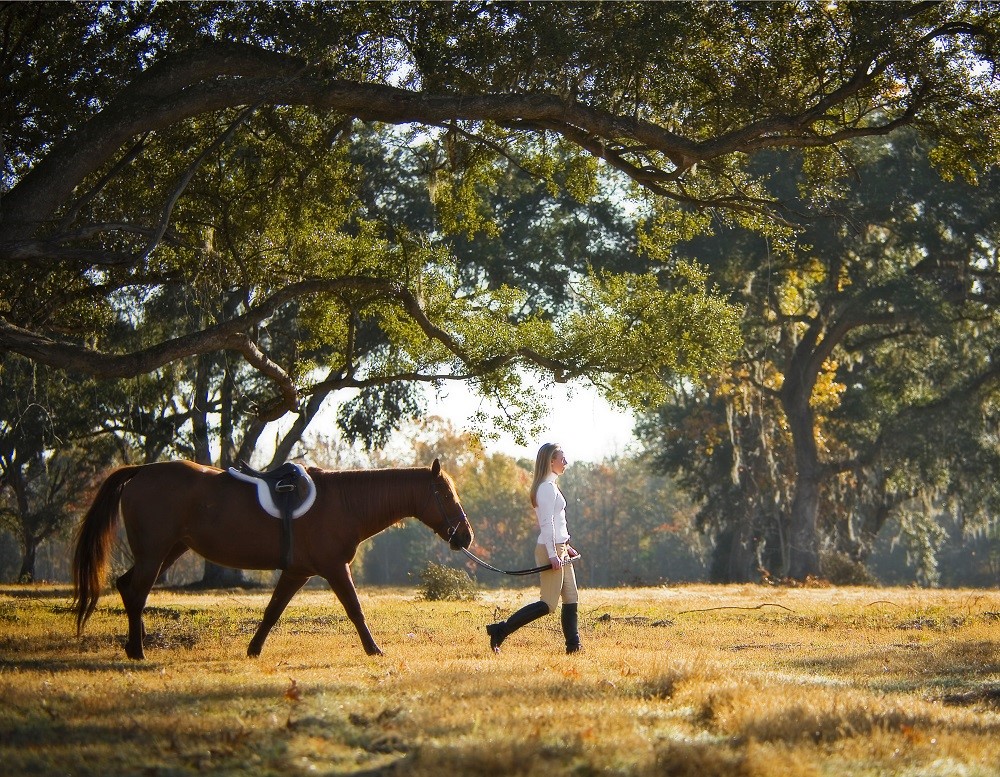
[270,375,640,468]
[426,379,638,463]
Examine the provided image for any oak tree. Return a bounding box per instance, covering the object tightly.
[3,2,999,580]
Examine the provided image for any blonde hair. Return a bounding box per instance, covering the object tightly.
[530,443,562,507]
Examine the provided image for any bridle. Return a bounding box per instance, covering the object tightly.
[430,479,580,576]
[430,480,469,545]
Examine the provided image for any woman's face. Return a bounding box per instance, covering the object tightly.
[550,449,568,476]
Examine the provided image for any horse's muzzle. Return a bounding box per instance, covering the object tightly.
[450,523,473,551]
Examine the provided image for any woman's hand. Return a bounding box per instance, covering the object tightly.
[549,555,562,570]
[566,545,580,559]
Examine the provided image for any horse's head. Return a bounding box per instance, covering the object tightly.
[426,459,474,550]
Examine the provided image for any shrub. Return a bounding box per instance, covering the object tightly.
[418,562,479,601]
[820,550,879,586]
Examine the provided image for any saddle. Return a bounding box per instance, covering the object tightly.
[227,461,317,570]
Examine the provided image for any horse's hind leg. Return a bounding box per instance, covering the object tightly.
[116,542,187,660]
[116,564,157,660]
[247,571,309,657]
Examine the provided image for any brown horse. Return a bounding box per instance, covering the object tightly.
[72,459,473,659]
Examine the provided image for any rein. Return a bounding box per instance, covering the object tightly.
[460,546,581,576]
[429,478,581,576]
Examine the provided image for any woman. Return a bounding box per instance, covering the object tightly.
[486,442,581,654]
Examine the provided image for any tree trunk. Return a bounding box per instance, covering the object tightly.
[198,562,247,588]
[728,512,760,582]
[710,524,758,583]
[786,465,821,579]
[17,537,36,583]
[191,352,249,588]
[219,362,237,469]
[191,352,213,465]
[267,384,333,467]
[781,376,822,580]
[9,467,36,583]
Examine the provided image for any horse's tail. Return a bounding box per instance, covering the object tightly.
[72,465,143,636]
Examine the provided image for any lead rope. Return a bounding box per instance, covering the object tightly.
[460,547,581,576]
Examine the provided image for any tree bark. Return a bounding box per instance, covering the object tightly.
[779,329,826,581]
[192,353,213,466]
[189,351,248,588]
[17,537,36,584]
[198,560,247,589]
[8,466,36,583]
[728,512,761,583]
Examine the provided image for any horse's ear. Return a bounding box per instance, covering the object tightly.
[431,458,441,477]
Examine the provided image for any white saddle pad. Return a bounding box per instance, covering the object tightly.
[227,464,316,520]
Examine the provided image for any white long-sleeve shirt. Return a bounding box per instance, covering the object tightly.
[535,474,570,558]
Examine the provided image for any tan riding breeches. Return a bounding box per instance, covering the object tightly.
[536,542,578,611]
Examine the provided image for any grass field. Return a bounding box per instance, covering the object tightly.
[1,583,998,776]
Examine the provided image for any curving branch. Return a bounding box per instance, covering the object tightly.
[0,274,592,420]
[225,333,299,421]
[138,102,262,262]
[5,26,986,265]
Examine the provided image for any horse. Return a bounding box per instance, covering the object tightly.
[72,458,473,660]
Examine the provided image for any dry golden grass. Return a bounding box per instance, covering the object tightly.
[1,583,998,776]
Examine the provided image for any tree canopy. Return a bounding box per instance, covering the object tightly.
[3,2,997,413]
[640,132,1000,582]
[3,2,1000,582]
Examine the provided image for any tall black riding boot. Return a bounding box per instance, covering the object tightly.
[486,600,550,653]
[561,602,581,653]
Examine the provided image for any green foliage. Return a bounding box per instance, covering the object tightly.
[417,562,479,601]
[0,355,121,581]
[642,132,1000,582]
[337,383,425,451]
[637,203,715,260]
[560,264,744,407]
[4,2,999,586]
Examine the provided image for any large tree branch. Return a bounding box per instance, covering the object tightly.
[0,277,398,375]
[1,264,629,426]
[55,135,150,233]
[4,31,975,260]
[0,274,590,420]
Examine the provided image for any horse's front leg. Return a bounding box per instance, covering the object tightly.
[247,571,309,657]
[326,563,382,656]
